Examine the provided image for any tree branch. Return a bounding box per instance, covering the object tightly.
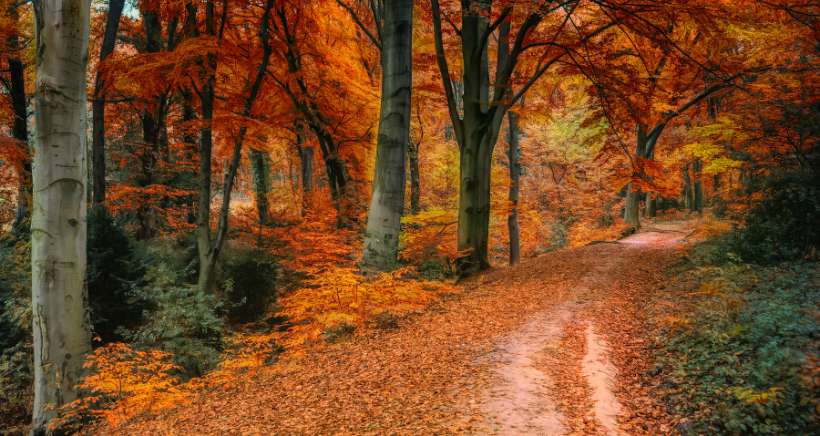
[431,0,464,147]
[336,0,382,51]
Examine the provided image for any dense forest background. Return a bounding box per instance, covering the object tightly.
[0,0,817,434]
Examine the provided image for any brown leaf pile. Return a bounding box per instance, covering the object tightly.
[103,229,689,435]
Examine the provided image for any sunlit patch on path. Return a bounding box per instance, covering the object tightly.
[582,326,623,435]
[479,305,572,434]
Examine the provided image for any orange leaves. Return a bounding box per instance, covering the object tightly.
[57,343,188,430]
[0,135,28,175]
[279,266,457,348]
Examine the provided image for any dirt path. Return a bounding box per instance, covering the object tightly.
[477,224,688,435]
[117,223,689,435]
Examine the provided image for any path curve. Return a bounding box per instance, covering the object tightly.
[111,222,690,435]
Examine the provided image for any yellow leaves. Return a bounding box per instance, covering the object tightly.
[58,343,188,429]
[730,386,784,405]
[278,266,457,348]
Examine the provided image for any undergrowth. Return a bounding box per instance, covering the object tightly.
[654,175,820,434]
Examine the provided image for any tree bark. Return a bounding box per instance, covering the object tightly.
[624,184,641,228]
[275,5,352,224]
[507,111,521,265]
[407,139,420,214]
[624,127,648,228]
[250,149,271,225]
[296,123,313,196]
[645,193,657,217]
[682,163,693,210]
[363,0,413,271]
[196,0,221,293]
[198,0,273,293]
[7,7,30,235]
[91,0,125,206]
[692,159,703,213]
[30,0,93,431]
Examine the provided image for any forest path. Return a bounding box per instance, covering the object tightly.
[476,221,689,435]
[121,222,690,435]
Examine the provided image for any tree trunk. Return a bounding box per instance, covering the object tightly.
[198,0,274,293]
[296,123,313,195]
[624,183,641,228]
[196,0,219,294]
[196,75,216,294]
[693,159,703,213]
[452,0,501,276]
[250,149,271,225]
[30,0,93,431]
[624,128,648,228]
[363,0,413,271]
[646,193,657,217]
[91,0,125,206]
[407,139,420,214]
[7,12,30,235]
[682,163,693,210]
[507,111,521,265]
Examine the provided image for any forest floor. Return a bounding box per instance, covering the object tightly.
[118,221,694,435]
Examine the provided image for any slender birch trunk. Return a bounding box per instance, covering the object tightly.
[363,0,413,270]
[30,0,92,432]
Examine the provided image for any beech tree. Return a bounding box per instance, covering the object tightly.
[362,0,414,270]
[30,0,93,431]
[430,0,614,275]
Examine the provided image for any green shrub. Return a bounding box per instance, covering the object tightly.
[373,311,399,330]
[218,245,278,324]
[0,234,32,429]
[87,206,147,342]
[124,250,225,378]
[416,257,453,280]
[549,215,575,249]
[323,323,355,343]
[731,172,820,264]
[660,239,819,435]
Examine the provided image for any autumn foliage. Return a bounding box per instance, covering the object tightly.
[0,0,816,433]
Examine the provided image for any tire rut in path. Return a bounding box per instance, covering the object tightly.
[478,253,626,435]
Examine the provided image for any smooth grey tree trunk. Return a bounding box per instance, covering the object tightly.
[30,0,93,432]
[507,111,521,265]
[91,0,125,205]
[362,0,413,271]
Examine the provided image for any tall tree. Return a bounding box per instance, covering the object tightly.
[507,110,521,264]
[362,0,414,270]
[91,0,126,206]
[431,0,615,275]
[29,0,93,431]
[198,0,275,293]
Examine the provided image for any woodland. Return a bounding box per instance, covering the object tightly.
[0,0,817,434]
